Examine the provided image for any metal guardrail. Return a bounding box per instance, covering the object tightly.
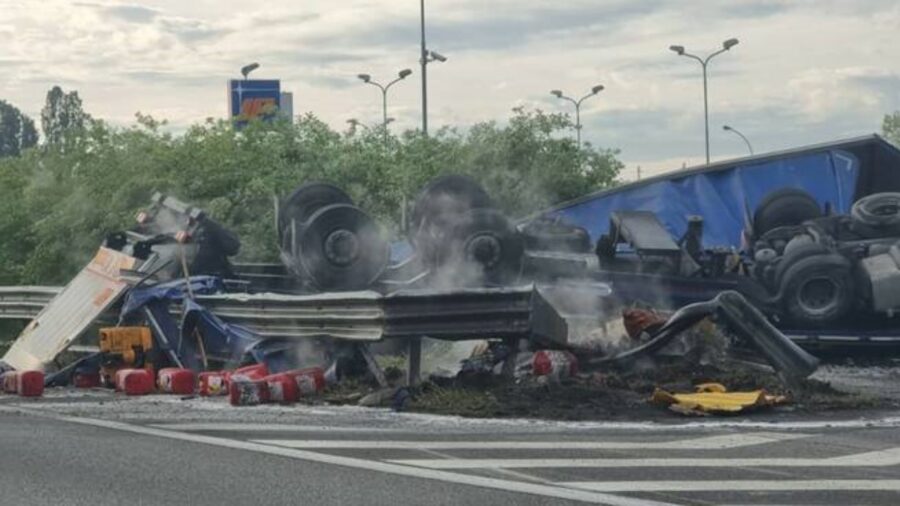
[6,284,898,348]
[0,284,610,346]
[0,286,60,319]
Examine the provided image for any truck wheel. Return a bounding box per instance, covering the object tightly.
[433,208,523,286]
[279,183,353,242]
[778,254,854,327]
[410,174,494,237]
[297,203,389,291]
[851,192,900,230]
[753,188,822,238]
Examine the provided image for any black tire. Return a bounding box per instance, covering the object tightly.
[296,203,388,291]
[432,208,523,286]
[851,192,900,230]
[778,253,854,327]
[278,183,353,242]
[410,175,494,239]
[773,241,829,286]
[753,188,822,238]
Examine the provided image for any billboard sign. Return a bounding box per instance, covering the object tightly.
[228,79,281,123]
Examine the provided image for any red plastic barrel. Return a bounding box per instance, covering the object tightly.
[122,369,154,396]
[17,370,44,397]
[114,369,133,392]
[531,350,578,379]
[287,367,325,396]
[264,373,299,404]
[157,368,196,395]
[198,371,231,396]
[233,363,269,381]
[1,371,19,394]
[229,378,269,406]
[73,371,101,389]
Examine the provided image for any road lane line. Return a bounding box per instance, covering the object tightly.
[251,432,809,450]
[387,448,900,469]
[148,423,408,433]
[564,480,900,492]
[0,405,673,506]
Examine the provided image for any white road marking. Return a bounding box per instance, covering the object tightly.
[252,432,808,450]
[149,423,408,433]
[0,405,673,506]
[389,446,900,469]
[564,480,900,492]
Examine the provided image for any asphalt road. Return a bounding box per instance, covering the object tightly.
[3,392,900,505]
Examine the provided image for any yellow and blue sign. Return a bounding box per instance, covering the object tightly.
[228,79,281,123]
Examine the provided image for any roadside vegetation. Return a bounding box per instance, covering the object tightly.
[0,87,623,285]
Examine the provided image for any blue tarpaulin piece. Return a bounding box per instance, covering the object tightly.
[118,276,301,372]
[180,299,299,372]
[120,276,224,317]
[541,149,859,249]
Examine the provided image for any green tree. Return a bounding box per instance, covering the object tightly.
[0,108,622,284]
[0,100,38,157]
[884,111,900,146]
[41,86,90,149]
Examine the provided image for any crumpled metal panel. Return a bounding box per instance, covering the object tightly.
[2,248,138,371]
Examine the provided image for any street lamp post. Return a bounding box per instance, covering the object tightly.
[419,0,447,135]
[357,69,412,141]
[723,124,753,155]
[669,38,739,164]
[240,62,259,80]
[550,85,604,147]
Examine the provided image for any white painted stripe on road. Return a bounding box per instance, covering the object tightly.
[388,446,900,469]
[148,423,408,433]
[252,432,809,450]
[565,480,900,492]
[0,406,673,506]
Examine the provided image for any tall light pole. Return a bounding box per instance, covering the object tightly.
[357,69,412,139]
[723,124,753,155]
[669,38,739,164]
[550,85,604,148]
[420,0,446,135]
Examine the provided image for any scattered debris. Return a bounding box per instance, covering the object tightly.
[3,177,894,423]
[651,382,788,416]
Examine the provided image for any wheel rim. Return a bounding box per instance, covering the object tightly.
[797,276,840,316]
[323,229,360,267]
[465,233,502,269]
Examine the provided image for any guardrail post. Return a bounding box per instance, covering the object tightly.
[407,337,422,386]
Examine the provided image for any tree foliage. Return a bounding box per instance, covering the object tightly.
[884,111,900,147]
[0,105,621,284]
[41,86,90,149]
[0,100,38,158]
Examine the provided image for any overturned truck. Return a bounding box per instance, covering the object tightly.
[1,173,819,386]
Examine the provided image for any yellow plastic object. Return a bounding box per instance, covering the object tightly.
[651,383,787,415]
[99,327,154,385]
[99,327,152,356]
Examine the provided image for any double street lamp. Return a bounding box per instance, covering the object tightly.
[357,68,413,139]
[550,84,605,148]
[669,38,739,164]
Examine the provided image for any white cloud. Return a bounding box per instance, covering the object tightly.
[0,0,897,173]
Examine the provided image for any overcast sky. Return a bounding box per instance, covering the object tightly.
[1,0,898,178]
